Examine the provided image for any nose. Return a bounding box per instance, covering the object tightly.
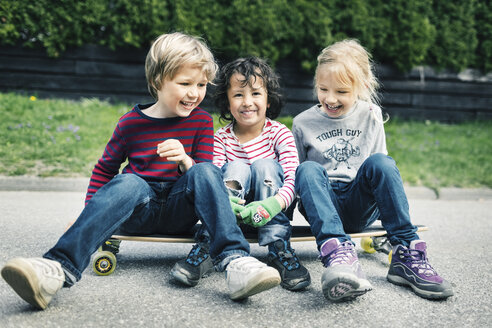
[242,94,252,107]
[324,91,337,105]
[187,86,198,99]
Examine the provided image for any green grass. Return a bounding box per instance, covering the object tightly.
[1,93,491,190]
[1,93,128,177]
[385,118,492,190]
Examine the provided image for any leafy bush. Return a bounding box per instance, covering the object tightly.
[426,0,478,72]
[0,0,170,56]
[0,0,489,72]
[474,0,492,72]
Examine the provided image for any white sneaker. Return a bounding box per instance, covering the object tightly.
[1,257,65,309]
[226,256,280,300]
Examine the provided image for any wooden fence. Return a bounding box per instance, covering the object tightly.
[1,44,491,121]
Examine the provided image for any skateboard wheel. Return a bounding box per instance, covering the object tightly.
[360,237,377,254]
[92,251,117,276]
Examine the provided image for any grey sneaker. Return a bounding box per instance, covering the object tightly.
[320,238,372,302]
[171,242,214,287]
[387,240,454,299]
[226,256,280,300]
[1,257,65,310]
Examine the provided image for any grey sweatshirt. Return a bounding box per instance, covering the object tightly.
[292,101,387,183]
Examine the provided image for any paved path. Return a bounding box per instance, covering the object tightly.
[0,177,491,327]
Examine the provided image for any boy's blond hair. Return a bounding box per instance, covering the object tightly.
[145,32,218,100]
[315,39,379,105]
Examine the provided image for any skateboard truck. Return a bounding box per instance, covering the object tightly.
[361,236,393,262]
[92,238,121,276]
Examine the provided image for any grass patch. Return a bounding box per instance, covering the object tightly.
[1,93,128,177]
[1,93,491,189]
[385,118,492,190]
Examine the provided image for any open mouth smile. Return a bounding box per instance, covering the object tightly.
[240,109,258,116]
[325,103,342,111]
[181,101,196,109]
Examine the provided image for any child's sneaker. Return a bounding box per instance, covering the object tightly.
[320,238,372,302]
[171,242,214,287]
[387,240,454,299]
[267,240,311,291]
[226,256,280,300]
[1,257,65,310]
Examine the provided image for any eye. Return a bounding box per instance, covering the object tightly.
[179,82,190,86]
[233,93,243,98]
[198,83,206,88]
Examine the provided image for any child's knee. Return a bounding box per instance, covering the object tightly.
[251,159,283,191]
[296,161,324,179]
[250,158,280,175]
[365,153,397,172]
[188,162,221,182]
[111,174,148,193]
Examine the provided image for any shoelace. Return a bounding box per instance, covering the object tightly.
[399,248,437,277]
[321,242,355,267]
[276,247,300,271]
[186,243,209,266]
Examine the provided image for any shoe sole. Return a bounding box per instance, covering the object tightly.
[170,266,199,287]
[170,265,214,287]
[387,274,454,299]
[281,276,311,291]
[322,273,367,302]
[230,271,281,301]
[1,260,47,310]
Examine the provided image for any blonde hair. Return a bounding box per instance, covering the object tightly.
[315,39,380,105]
[145,32,218,100]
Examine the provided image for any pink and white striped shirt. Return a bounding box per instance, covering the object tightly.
[213,118,299,207]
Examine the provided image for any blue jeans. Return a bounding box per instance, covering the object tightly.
[198,159,292,250]
[44,163,249,285]
[295,154,418,249]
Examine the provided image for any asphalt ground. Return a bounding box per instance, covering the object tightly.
[0,176,491,328]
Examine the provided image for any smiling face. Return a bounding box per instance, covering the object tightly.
[227,73,269,134]
[155,63,208,118]
[316,64,357,118]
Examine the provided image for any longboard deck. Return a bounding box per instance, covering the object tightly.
[111,224,428,243]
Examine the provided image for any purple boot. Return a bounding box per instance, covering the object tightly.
[320,238,372,302]
[387,240,453,299]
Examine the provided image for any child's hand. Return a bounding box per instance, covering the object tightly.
[157,139,193,172]
[229,196,246,224]
[238,196,282,228]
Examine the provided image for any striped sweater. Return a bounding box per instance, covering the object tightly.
[213,118,299,207]
[85,103,214,204]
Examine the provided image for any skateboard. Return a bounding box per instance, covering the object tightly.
[91,224,428,276]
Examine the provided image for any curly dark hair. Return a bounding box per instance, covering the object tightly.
[214,56,284,123]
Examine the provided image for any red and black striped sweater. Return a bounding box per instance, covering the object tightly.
[85,103,214,205]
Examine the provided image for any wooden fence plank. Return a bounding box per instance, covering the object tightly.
[1,45,491,122]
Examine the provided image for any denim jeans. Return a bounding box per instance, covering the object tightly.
[197,159,292,251]
[295,153,418,250]
[44,162,249,285]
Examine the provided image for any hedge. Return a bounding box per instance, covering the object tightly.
[1,0,490,73]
